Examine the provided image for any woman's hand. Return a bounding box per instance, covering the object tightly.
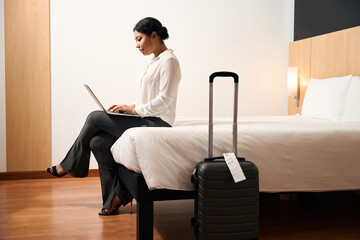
[108,104,137,115]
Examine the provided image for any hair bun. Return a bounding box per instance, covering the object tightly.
[161,27,169,40]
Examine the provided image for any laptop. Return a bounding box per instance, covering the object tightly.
[84,84,140,117]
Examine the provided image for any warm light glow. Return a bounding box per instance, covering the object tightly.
[287,67,298,96]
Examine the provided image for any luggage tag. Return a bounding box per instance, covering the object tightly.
[223,153,246,183]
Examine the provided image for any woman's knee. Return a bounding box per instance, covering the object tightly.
[89,134,112,151]
[86,110,106,124]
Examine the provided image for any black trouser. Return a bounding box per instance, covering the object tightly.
[60,110,171,209]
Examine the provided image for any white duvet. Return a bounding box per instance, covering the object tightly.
[111,116,360,192]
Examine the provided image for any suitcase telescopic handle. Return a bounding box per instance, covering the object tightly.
[209,71,239,83]
[208,71,239,159]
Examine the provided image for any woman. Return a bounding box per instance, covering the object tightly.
[47,17,181,216]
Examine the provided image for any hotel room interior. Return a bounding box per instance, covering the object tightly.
[1,0,360,239]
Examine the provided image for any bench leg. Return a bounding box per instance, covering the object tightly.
[137,201,154,240]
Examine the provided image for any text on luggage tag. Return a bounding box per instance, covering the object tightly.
[223,153,246,183]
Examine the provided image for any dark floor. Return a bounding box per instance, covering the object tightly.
[259,191,360,239]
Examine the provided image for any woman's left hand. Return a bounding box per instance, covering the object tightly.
[108,104,137,115]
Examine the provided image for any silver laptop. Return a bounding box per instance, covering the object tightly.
[84,84,140,117]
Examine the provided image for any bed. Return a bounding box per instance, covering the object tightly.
[112,26,360,240]
[113,115,360,193]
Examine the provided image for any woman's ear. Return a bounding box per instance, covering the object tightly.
[151,31,157,40]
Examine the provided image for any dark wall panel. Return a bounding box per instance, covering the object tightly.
[294,0,360,41]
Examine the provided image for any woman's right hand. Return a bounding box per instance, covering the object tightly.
[108,104,137,115]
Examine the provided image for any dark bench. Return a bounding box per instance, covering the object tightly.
[117,164,195,240]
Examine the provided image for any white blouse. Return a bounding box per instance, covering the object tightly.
[135,49,181,126]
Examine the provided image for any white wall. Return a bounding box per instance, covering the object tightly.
[0,0,6,172]
[51,0,293,168]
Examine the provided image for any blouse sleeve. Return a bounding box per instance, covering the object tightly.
[135,58,181,117]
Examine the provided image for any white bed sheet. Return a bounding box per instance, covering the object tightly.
[111,116,360,192]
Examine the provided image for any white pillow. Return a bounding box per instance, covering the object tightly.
[342,76,360,122]
[301,75,352,121]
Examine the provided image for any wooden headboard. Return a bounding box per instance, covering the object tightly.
[288,26,360,115]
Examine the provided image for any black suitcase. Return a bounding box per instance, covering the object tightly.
[191,72,259,240]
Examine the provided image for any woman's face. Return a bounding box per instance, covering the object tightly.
[134,30,155,56]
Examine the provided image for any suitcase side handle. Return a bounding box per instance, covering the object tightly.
[209,71,239,83]
[208,71,239,158]
[204,156,245,162]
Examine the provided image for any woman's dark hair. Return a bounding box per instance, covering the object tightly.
[133,17,169,41]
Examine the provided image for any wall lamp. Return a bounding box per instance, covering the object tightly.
[287,67,300,107]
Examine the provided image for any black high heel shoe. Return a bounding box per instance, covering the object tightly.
[47,166,67,177]
[98,203,121,216]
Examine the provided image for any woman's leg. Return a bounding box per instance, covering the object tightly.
[89,132,133,210]
[53,110,171,212]
[59,111,149,177]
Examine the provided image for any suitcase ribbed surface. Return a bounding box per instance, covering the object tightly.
[193,160,259,240]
